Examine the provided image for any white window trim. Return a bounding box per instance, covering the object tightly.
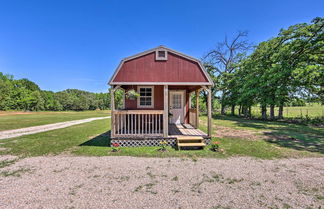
[137,86,154,108]
[155,49,168,60]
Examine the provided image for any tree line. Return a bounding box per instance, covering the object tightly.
[0,73,110,111]
[203,17,323,120]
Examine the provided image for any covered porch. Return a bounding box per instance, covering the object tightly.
[110,84,212,146]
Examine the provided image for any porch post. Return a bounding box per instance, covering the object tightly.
[195,89,199,129]
[207,86,212,137]
[110,86,115,138]
[163,85,169,137]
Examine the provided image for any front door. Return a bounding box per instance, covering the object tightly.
[169,91,185,124]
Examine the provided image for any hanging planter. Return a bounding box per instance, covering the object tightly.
[126,89,140,100]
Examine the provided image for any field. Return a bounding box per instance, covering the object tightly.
[0,110,323,159]
[222,103,324,119]
[0,110,110,131]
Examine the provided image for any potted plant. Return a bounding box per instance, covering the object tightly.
[210,141,220,152]
[158,140,168,152]
[111,142,120,152]
[126,89,140,100]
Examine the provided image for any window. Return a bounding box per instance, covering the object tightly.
[155,49,168,60]
[171,94,182,109]
[137,86,154,108]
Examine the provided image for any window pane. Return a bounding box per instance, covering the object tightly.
[158,51,165,57]
[139,87,153,107]
[140,89,145,96]
[146,97,151,104]
[172,94,181,109]
[140,97,146,105]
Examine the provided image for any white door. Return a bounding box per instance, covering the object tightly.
[169,91,185,124]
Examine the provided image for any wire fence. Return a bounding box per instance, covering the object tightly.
[216,105,324,119]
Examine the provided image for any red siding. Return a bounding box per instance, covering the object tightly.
[113,52,208,83]
[124,85,190,123]
[124,85,164,110]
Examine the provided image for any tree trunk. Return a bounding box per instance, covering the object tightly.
[220,91,226,115]
[261,105,267,120]
[231,104,235,115]
[238,105,242,116]
[243,106,248,118]
[248,106,251,118]
[270,105,275,120]
[221,103,226,115]
[278,105,284,119]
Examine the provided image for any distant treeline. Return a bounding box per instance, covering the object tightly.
[0,72,110,111]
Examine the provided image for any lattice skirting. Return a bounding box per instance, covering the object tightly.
[111,138,177,147]
[111,137,211,147]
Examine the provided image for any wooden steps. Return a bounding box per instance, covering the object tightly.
[176,136,206,150]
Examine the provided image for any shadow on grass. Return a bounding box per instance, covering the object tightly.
[264,133,324,153]
[213,115,324,154]
[79,131,111,147]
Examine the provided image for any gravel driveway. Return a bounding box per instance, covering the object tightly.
[0,155,323,209]
[0,116,110,140]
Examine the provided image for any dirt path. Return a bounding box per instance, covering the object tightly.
[0,155,323,209]
[0,116,110,140]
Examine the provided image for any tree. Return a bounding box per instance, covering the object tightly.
[30,91,45,111]
[242,17,324,119]
[204,31,253,114]
[0,73,14,110]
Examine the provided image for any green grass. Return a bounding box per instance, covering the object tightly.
[75,137,320,159]
[0,110,110,131]
[201,115,324,154]
[0,115,322,159]
[0,118,111,157]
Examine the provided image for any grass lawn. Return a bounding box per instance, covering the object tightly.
[201,115,324,153]
[0,110,110,131]
[0,115,323,159]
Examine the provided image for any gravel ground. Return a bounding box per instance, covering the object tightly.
[0,156,323,209]
[0,116,110,140]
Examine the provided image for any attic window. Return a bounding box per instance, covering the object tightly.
[155,49,168,60]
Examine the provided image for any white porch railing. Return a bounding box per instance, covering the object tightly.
[112,110,164,137]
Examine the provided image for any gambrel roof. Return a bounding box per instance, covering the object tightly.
[109,46,214,86]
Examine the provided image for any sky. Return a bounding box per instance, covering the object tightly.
[0,0,323,93]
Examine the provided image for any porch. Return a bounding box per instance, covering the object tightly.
[111,110,207,138]
[110,112,210,147]
[110,84,212,147]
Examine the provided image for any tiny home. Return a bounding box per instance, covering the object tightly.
[109,46,214,148]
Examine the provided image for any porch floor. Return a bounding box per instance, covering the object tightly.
[168,124,207,137]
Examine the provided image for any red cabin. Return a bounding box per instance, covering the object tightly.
[109,46,213,148]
